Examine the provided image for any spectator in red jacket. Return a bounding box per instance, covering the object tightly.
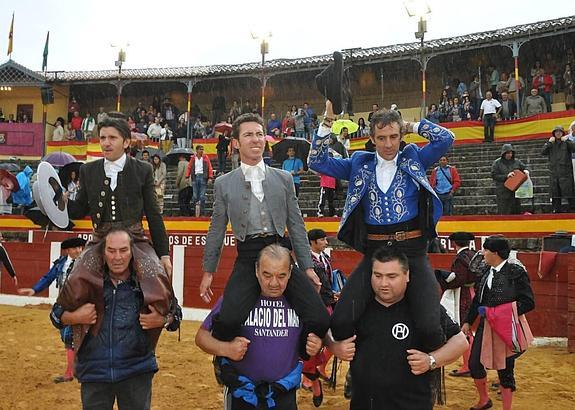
[430,155,461,216]
[186,145,213,216]
[532,68,554,112]
[69,111,84,141]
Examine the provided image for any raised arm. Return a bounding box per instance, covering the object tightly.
[307,101,353,180]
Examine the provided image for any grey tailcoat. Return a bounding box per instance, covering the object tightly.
[203,165,313,273]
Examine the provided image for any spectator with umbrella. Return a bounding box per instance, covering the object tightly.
[176,154,192,216]
[282,147,304,197]
[43,151,77,168]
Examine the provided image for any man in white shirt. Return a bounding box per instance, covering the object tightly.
[479,91,502,143]
[147,117,162,142]
[308,100,454,351]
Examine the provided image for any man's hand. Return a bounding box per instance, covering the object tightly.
[561,135,568,142]
[208,178,213,185]
[17,288,35,296]
[305,268,321,292]
[324,100,335,120]
[161,255,172,280]
[507,171,515,178]
[306,333,323,357]
[66,303,97,325]
[330,335,356,361]
[12,276,18,288]
[139,305,166,330]
[549,136,556,143]
[407,349,433,375]
[225,336,251,361]
[461,323,471,337]
[402,121,415,135]
[200,272,214,303]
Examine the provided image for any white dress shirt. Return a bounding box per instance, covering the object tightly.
[194,156,204,175]
[311,250,330,271]
[486,259,507,289]
[241,160,266,202]
[104,153,127,191]
[376,152,398,193]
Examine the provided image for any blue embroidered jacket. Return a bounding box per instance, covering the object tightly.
[308,119,454,253]
[32,256,68,294]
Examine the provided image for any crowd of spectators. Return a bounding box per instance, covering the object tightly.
[0,110,31,123]
[426,56,575,124]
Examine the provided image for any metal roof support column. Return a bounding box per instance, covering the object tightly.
[181,78,198,145]
[504,39,529,116]
[114,81,124,112]
[411,51,435,120]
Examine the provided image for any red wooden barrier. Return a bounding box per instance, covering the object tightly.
[1,242,573,348]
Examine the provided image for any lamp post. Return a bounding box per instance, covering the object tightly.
[252,32,271,120]
[111,43,129,112]
[405,1,431,120]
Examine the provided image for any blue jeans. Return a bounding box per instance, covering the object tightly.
[437,192,453,216]
[192,177,207,216]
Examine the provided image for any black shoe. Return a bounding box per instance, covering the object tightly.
[312,380,323,407]
[469,398,493,410]
[315,51,351,115]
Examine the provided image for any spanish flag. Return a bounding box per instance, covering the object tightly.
[7,12,13,57]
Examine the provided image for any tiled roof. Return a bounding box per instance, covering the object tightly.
[47,15,575,83]
[0,59,46,86]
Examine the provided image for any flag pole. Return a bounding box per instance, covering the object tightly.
[7,12,14,59]
[42,30,50,156]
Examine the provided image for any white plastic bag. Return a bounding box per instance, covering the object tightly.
[515,175,533,199]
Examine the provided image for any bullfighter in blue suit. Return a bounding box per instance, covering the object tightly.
[18,237,86,383]
[309,101,454,349]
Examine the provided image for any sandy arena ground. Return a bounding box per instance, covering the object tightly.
[0,304,573,410]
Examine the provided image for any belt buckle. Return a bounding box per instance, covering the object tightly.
[394,231,407,241]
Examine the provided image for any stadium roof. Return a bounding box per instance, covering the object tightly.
[47,15,575,83]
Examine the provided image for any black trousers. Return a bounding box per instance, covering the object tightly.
[330,236,443,350]
[496,188,521,215]
[483,114,496,142]
[550,176,575,213]
[469,319,519,391]
[178,186,193,216]
[80,372,154,410]
[318,187,335,216]
[211,236,330,346]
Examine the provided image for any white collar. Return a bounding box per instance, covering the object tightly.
[456,246,469,254]
[491,259,507,272]
[311,250,322,259]
[240,160,266,175]
[104,153,127,170]
[376,152,398,168]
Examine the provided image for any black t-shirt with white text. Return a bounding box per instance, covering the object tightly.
[350,299,460,410]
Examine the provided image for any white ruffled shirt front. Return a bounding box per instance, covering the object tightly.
[241,160,266,202]
[103,153,127,191]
